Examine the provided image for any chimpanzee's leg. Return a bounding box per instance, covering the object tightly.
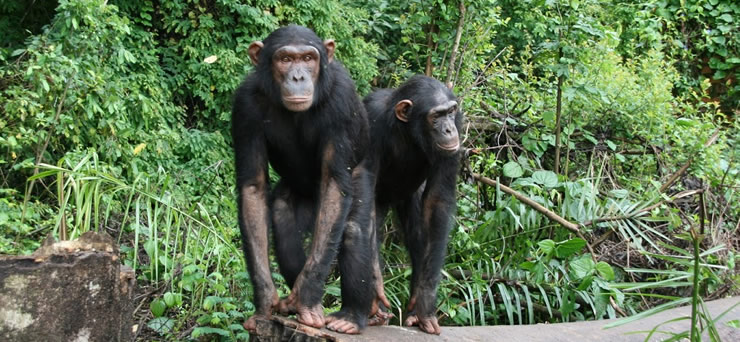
[396,182,453,335]
[325,166,375,334]
[272,180,312,288]
[367,204,393,326]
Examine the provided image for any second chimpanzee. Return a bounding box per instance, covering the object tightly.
[232,25,375,334]
[364,75,463,335]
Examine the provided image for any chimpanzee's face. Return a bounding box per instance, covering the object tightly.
[270,44,321,112]
[248,39,336,112]
[394,91,461,156]
[425,98,460,153]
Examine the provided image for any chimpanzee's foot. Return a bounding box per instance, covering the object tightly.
[325,309,365,334]
[404,314,441,335]
[244,291,280,332]
[243,314,270,332]
[368,309,394,326]
[278,294,325,328]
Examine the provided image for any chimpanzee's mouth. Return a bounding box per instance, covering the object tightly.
[437,142,460,151]
[284,96,312,104]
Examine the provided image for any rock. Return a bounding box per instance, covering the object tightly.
[0,232,135,342]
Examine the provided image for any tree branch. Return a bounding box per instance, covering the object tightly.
[444,1,465,86]
[472,173,580,233]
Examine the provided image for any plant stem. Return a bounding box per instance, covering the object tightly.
[690,189,706,341]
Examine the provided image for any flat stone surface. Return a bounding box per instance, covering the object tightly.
[256,297,739,342]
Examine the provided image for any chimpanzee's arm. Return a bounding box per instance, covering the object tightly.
[232,95,277,327]
[409,157,460,334]
[292,140,355,305]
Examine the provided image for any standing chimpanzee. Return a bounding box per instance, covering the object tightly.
[364,75,462,335]
[232,25,375,334]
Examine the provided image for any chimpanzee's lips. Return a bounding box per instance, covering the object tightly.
[284,96,312,104]
[437,142,460,151]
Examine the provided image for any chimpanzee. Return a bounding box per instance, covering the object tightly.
[363,75,462,335]
[231,25,375,334]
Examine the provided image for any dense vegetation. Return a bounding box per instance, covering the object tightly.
[1,0,737,340]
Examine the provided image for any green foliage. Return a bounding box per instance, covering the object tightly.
[1,0,737,337]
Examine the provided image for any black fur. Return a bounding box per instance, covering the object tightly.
[364,75,462,331]
[232,25,373,329]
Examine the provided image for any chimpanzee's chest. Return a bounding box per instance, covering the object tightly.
[263,112,323,192]
[376,152,430,204]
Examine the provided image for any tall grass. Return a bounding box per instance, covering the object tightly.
[26,152,249,339]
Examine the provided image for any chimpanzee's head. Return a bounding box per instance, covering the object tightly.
[393,76,462,158]
[248,25,335,112]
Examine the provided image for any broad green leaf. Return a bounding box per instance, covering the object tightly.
[503,161,524,178]
[150,298,166,317]
[726,320,740,328]
[538,239,555,255]
[532,170,558,187]
[163,292,175,307]
[147,317,174,334]
[596,261,615,281]
[555,238,586,258]
[570,255,595,279]
[203,296,217,311]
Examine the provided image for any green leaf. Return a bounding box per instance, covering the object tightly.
[147,317,174,334]
[532,170,558,187]
[543,110,555,124]
[538,239,556,255]
[192,327,230,338]
[595,261,615,281]
[503,161,524,178]
[676,118,695,127]
[584,133,598,145]
[719,14,733,22]
[555,238,586,258]
[520,261,536,270]
[577,275,594,290]
[570,255,595,279]
[163,292,175,307]
[203,296,217,311]
[609,189,629,198]
[605,140,617,151]
[726,320,740,328]
[537,239,555,255]
[150,298,166,317]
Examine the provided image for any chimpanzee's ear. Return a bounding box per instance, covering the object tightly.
[248,41,264,66]
[394,99,413,122]
[323,39,335,63]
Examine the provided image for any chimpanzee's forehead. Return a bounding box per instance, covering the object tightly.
[429,99,458,113]
[265,25,322,46]
[273,45,320,56]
